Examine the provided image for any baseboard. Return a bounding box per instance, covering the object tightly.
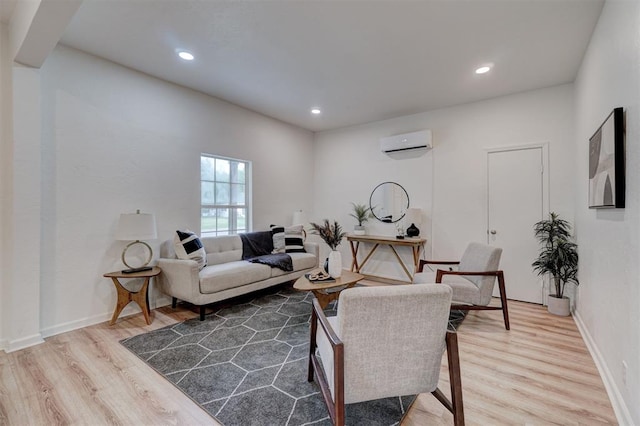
[0,338,8,352]
[6,333,45,353]
[573,310,633,425]
[40,296,172,339]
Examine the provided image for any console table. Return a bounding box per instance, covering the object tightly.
[347,234,426,283]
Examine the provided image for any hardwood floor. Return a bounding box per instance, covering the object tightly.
[0,292,616,425]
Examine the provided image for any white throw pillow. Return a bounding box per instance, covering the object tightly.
[174,230,207,270]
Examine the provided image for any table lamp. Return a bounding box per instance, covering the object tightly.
[405,208,422,237]
[116,209,157,273]
[292,209,308,238]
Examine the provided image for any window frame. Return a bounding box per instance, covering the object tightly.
[200,153,252,237]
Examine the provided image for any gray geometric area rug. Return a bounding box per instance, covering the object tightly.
[121,285,466,426]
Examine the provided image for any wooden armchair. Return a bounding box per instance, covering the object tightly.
[414,242,510,330]
[308,284,464,426]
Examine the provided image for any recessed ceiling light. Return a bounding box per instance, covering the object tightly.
[475,65,492,74]
[311,108,321,115]
[178,51,194,61]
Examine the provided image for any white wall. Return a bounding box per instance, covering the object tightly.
[313,85,574,281]
[11,45,314,339]
[0,23,9,350]
[313,123,433,281]
[573,0,639,423]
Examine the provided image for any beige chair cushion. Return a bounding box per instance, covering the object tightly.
[414,271,482,305]
[414,243,502,306]
[316,284,452,404]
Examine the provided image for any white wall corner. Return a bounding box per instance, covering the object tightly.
[6,333,44,353]
[40,296,173,339]
[573,310,633,426]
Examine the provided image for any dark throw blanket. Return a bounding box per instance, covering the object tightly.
[240,231,293,271]
[248,253,293,272]
[240,231,274,259]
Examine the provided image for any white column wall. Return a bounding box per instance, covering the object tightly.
[573,0,639,423]
[0,23,9,350]
[313,85,574,281]
[24,45,313,339]
[4,64,45,351]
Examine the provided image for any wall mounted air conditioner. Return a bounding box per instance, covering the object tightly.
[380,129,432,153]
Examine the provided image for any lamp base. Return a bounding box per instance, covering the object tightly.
[121,266,153,274]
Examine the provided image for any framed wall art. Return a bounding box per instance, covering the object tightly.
[589,107,625,208]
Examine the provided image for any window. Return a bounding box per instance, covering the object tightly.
[201,154,250,237]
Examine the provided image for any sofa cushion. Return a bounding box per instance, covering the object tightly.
[199,261,272,294]
[270,252,318,277]
[203,235,243,265]
[174,230,207,270]
[271,225,306,254]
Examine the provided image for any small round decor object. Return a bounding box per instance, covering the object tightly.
[406,223,420,237]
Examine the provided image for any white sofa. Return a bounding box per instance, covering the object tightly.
[157,234,319,320]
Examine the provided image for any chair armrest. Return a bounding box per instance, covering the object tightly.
[156,258,201,302]
[309,298,344,422]
[418,259,460,272]
[435,269,503,283]
[311,298,342,348]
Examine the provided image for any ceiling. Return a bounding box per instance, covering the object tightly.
[56,0,603,132]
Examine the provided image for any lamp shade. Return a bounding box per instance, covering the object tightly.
[116,211,157,241]
[405,208,422,225]
[292,210,307,226]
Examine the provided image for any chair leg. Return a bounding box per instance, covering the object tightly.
[171,297,177,309]
[446,331,464,426]
[199,306,206,321]
[308,306,318,382]
[497,271,510,330]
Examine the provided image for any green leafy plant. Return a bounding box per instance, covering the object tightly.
[532,212,579,298]
[349,203,372,226]
[309,219,347,250]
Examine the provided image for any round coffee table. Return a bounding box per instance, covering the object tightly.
[293,270,364,309]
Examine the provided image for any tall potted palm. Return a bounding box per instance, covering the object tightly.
[532,212,579,316]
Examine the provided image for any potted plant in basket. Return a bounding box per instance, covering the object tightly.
[532,212,579,316]
[349,203,372,235]
[309,219,347,278]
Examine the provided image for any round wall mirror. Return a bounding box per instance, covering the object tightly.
[369,182,409,223]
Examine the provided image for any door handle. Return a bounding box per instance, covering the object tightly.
[490,230,497,235]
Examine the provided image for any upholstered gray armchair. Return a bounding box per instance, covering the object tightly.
[414,242,509,330]
[308,284,464,426]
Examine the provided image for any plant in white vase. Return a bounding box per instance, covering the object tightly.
[310,219,347,278]
[349,203,372,235]
[532,212,579,316]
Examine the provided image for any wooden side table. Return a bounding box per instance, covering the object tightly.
[103,266,161,325]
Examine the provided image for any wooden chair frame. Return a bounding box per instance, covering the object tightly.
[308,298,464,426]
[418,260,510,330]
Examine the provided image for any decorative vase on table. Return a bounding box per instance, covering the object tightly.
[328,250,342,278]
[353,225,366,236]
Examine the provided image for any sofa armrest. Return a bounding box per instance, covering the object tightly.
[157,258,201,302]
[304,242,320,263]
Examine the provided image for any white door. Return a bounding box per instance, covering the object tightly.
[487,146,546,304]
